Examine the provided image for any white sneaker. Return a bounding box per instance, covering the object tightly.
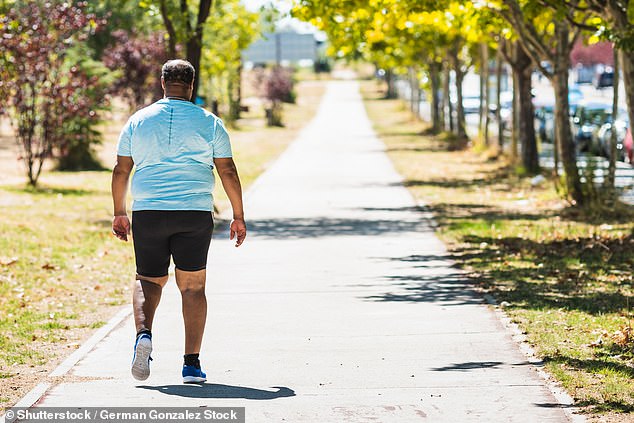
[131,333,153,381]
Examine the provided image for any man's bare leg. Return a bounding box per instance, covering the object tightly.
[133,275,168,334]
[131,274,167,381]
[175,268,207,354]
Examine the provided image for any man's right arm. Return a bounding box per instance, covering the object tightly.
[111,155,134,241]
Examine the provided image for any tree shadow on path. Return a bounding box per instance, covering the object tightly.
[362,272,485,306]
[215,216,435,240]
[137,384,295,400]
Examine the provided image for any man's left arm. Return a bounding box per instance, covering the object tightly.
[214,157,247,247]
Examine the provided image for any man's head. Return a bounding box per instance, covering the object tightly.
[161,59,195,99]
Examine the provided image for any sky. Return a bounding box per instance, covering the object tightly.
[241,0,322,36]
[242,0,293,14]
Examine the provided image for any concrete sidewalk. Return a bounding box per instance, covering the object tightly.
[22,81,573,421]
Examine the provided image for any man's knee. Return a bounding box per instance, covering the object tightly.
[175,268,206,294]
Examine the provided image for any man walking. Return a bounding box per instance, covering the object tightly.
[111,59,246,383]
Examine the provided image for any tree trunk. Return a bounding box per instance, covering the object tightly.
[552,70,583,204]
[384,69,397,99]
[518,66,538,174]
[159,0,177,57]
[443,61,453,132]
[479,42,489,145]
[409,67,417,117]
[227,70,237,122]
[448,45,466,137]
[511,66,519,162]
[186,0,213,102]
[453,59,467,139]
[236,62,243,118]
[186,38,203,102]
[496,49,504,150]
[483,51,491,148]
[606,46,619,195]
[430,62,442,133]
[513,44,539,174]
[410,67,421,120]
[619,50,634,163]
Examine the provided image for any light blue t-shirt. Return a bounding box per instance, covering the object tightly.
[117,98,232,211]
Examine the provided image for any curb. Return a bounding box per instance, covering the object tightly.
[482,294,585,423]
[404,197,586,423]
[0,305,131,420]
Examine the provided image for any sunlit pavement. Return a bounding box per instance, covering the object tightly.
[26,81,575,422]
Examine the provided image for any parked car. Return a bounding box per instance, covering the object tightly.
[532,86,582,144]
[571,100,613,152]
[594,66,614,89]
[593,114,628,161]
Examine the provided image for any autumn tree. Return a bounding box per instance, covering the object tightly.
[102,29,169,111]
[498,39,539,174]
[552,1,634,169]
[542,0,634,199]
[200,0,260,121]
[498,0,587,204]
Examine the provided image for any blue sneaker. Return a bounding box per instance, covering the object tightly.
[131,333,152,381]
[182,365,207,383]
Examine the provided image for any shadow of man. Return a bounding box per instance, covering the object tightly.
[137,384,295,400]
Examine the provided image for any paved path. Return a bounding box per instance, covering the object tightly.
[27,81,572,421]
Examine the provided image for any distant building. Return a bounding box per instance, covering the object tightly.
[242,31,317,66]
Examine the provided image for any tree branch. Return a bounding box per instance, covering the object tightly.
[159,0,177,56]
[500,0,550,59]
[500,0,562,78]
[181,0,191,33]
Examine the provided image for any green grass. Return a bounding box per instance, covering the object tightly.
[361,82,634,418]
[0,171,136,371]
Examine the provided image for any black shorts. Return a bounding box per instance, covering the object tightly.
[131,210,214,277]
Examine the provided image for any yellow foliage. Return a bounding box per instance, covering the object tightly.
[365,29,385,44]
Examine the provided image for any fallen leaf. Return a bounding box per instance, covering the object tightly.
[0,257,18,266]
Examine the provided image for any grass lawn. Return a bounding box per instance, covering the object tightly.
[361,81,634,421]
[0,79,327,409]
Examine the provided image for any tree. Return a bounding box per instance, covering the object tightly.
[200,0,260,121]
[152,0,213,101]
[552,1,634,170]
[251,65,295,127]
[499,0,586,204]
[56,48,113,171]
[542,0,634,200]
[499,39,538,173]
[85,0,159,58]
[102,29,169,111]
[0,1,105,185]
